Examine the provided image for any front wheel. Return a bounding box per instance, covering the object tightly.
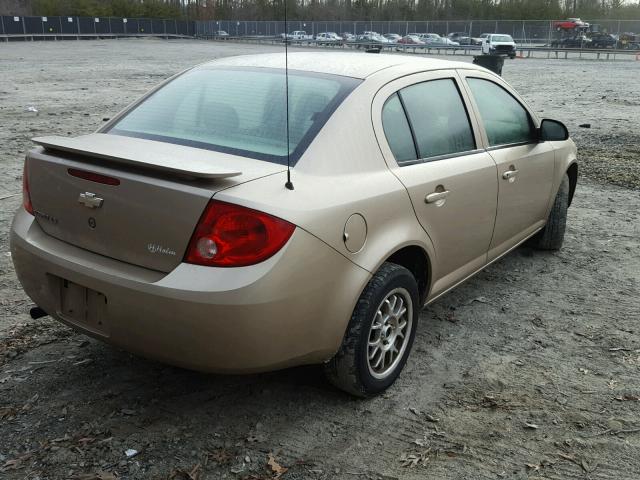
[529,173,570,250]
[324,262,419,397]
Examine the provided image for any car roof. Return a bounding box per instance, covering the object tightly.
[202,52,479,80]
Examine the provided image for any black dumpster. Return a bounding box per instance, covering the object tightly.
[472,55,505,76]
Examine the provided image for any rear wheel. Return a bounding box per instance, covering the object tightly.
[324,262,419,397]
[529,173,570,250]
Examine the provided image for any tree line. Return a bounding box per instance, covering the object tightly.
[5,0,640,21]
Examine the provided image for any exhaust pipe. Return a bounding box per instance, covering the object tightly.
[29,306,48,319]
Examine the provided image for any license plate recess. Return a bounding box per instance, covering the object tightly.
[58,277,109,337]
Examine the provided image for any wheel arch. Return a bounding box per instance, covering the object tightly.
[384,245,432,306]
[567,162,578,207]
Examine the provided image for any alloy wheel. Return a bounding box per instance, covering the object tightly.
[367,288,413,379]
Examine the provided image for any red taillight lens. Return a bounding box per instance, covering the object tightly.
[22,160,34,215]
[184,200,295,267]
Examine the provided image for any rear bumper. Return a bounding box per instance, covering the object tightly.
[10,209,370,373]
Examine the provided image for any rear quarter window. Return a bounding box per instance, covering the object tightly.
[382,94,417,163]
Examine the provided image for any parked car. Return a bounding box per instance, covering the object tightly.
[356,33,390,49]
[416,33,442,44]
[410,33,457,46]
[397,35,425,46]
[448,31,482,45]
[12,53,577,397]
[432,36,460,47]
[213,30,229,37]
[553,18,589,31]
[447,31,469,43]
[341,32,356,42]
[618,32,640,49]
[589,32,616,49]
[315,32,342,45]
[383,33,402,43]
[286,30,313,42]
[551,35,591,48]
[481,34,517,58]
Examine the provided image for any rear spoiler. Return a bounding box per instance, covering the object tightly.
[32,134,243,180]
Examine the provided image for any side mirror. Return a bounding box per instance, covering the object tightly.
[539,119,569,142]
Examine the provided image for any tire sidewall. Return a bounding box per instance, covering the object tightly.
[355,268,419,394]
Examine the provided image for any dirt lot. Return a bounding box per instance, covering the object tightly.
[1,39,639,480]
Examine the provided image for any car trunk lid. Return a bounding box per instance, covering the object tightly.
[26,134,285,273]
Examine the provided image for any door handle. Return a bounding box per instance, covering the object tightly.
[502,169,519,180]
[425,190,450,204]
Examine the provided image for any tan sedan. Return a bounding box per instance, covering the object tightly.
[11,53,577,396]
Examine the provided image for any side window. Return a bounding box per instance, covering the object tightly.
[382,93,418,163]
[467,78,535,147]
[399,79,476,160]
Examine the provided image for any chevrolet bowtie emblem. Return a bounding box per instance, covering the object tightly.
[78,192,104,209]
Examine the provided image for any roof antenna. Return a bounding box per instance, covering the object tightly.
[283,0,294,190]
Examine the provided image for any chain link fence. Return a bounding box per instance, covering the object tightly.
[197,19,640,44]
[0,15,195,36]
[4,16,638,44]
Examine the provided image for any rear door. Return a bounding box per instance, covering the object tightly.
[459,71,555,261]
[372,70,498,297]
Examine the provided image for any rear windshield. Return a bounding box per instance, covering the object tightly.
[491,35,513,42]
[107,67,360,165]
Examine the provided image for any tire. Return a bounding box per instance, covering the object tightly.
[529,173,570,250]
[324,262,419,397]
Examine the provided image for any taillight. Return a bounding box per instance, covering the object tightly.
[22,160,34,215]
[184,200,295,267]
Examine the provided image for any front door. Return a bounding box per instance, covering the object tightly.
[460,73,555,261]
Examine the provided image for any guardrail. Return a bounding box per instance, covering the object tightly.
[516,46,640,60]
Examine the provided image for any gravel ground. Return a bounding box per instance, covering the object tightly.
[1,39,639,480]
